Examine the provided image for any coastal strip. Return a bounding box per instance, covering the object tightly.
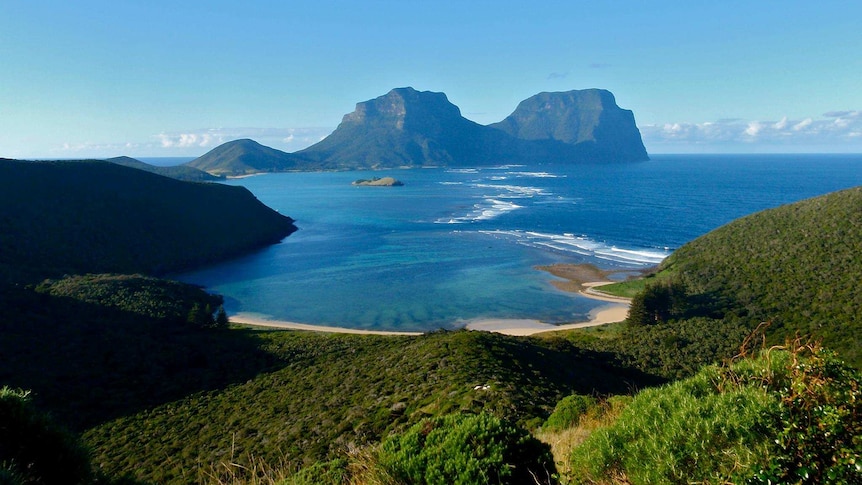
[230,313,423,336]
[464,264,636,335]
[230,264,634,337]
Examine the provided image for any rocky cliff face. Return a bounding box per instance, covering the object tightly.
[296,87,506,169]
[198,87,648,172]
[489,89,648,162]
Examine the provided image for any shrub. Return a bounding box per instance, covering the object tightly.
[568,345,862,484]
[542,394,597,432]
[377,412,556,485]
[0,387,92,485]
[747,345,862,484]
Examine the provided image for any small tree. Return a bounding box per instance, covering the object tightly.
[214,306,229,328]
[543,394,598,432]
[186,302,214,328]
[628,279,688,326]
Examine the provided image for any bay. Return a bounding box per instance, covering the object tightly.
[177,154,862,332]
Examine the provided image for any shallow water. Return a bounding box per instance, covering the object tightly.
[176,154,862,331]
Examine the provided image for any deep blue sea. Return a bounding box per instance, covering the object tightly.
[176,154,862,332]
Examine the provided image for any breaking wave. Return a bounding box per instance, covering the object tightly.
[477,230,671,265]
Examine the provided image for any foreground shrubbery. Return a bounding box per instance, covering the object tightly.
[202,412,555,485]
[0,387,92,485]
[376,412,555,485]
[567,343,862,484]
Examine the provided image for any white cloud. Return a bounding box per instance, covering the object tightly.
[641,110,862,151]
[158,130,228,149]
[792,118,812,131]
[155,127,334,153]
[44,126,335,159]
[744,122,763,137]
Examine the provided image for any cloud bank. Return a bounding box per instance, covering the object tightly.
[44,111,862,158]
[156,127,333,152]
[47,127,334,158]
[641,111,862,152]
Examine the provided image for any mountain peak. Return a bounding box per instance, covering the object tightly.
[204,87,647,172]
[490,89,648,161]
[296,87,482,169]
[186,138,306,175]
[341,87,462,131]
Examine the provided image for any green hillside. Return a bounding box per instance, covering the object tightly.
[564,345,861,484]
[79,328,650,484]
[0,282,656,484]
[584,186,862,376]
[0,159,296,283]
[2,159,860,483]
[655,186,861,365]
[187,139,312,175]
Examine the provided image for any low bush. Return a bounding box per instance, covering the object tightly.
[568,344,862,484]
[376,412,556,485]
[542,394,597,432]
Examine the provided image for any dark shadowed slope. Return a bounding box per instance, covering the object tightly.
[0,159,296,283]
[106,156,223,182]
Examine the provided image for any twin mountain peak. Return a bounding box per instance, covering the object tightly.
[187,87,648,175]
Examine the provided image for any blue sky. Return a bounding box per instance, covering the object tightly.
[2,0,861,158]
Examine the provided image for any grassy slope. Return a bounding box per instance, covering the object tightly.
[0,159,296,284]
[569,186,862,378]
[186,139,312,175]
[80,329,656,484]
[658,186,862,366]
[566,346,862,484]
[3,273,658,484]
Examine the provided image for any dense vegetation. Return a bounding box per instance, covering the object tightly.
[0,159,296,283]
[0,256,653,484]
[566,344,862,484]
[375,412,554,485]
[187,139,312,176]
[1,158,859,483]
[563,186,862,379]
[80,329,653,484]
[650,186,862,366]
[36,273,225,324]
[0,387,94,485]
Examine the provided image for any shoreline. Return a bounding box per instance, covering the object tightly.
[230,313,424,336]
[230,267,632,336]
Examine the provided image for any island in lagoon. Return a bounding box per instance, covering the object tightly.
[351,176,404,186]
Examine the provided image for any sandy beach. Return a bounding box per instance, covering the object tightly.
[230,264,633,336]
[230,313,423,336]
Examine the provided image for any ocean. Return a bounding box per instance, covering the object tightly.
[176,154,862,332]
